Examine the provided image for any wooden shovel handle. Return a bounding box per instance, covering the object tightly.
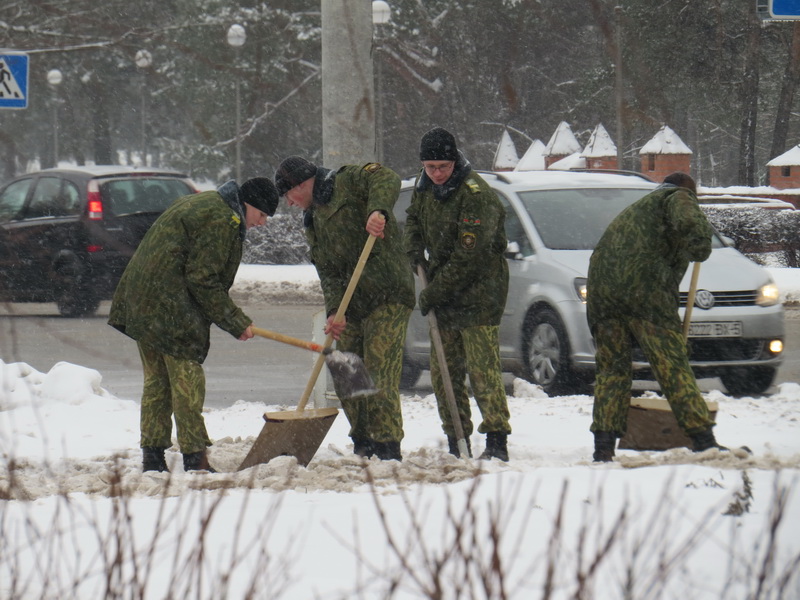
[296,234,378,412]
[682,262,701,342]
[251,326,325,354]
[417,265,469,454]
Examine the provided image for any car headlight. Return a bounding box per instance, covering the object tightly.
[574,277,587,303]
[756,283,780,306]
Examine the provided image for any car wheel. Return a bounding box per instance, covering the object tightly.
[54,254,100,317]
[720,366,776,397]
[400,357,422,388]
[522,308,591,396]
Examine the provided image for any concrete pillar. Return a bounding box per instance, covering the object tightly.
[321,0,376,169]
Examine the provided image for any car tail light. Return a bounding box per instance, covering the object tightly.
[87,180,104,220]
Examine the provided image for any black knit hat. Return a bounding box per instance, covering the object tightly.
[419,127,458,161]
[240,177,279,216]
[275,156,317,196]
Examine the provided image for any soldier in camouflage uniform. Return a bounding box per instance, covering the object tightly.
[109,178,279,473]
[587,172,729,462]
[275,156,415,461]
[403,127,512,461]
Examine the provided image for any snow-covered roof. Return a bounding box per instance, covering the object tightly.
[581,123,617,158]
[514,139,546,171]
[767,144,800,167]
[545,121,581,156]
[639,125,693,155]
[547,151,585,170]
[699,185,800,196]
[492,129,519,170]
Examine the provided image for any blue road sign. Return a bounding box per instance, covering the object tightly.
[0,53,29,109]
[771,0,800,18]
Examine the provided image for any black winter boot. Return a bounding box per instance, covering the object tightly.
[353,438,374,458]
[142,447,169,472]
[690,428,728,453]
[593,432,617,463]
[479,433,509,462]
[183,450,216,473]
[372,441,402,461]
[447,436,472,458]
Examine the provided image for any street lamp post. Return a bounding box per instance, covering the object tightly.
[135,50,152,167]
[227,24,246,182]
[46,68,63,167]
[372,1,391,163]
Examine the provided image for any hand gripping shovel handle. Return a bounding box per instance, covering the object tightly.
[296,234,378,412]
[682,262,701,342]
[417,265,470,459]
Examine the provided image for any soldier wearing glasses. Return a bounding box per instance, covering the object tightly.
[403,127,512,461]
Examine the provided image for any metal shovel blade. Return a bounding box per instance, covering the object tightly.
[323,350,378,399]
[238,407,339,470]
[236,352,375,471]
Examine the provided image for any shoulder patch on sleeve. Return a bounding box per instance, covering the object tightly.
[466,179,481,193]
[363,162,382,173]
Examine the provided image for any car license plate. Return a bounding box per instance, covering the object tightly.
[688,321,742,338]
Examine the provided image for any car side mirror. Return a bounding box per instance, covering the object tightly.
[505,240,523,260]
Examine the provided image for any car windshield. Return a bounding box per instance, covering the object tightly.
[100,178,193,216]
[516,187,723,250]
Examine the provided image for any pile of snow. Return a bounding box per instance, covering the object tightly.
[2,356,799,599]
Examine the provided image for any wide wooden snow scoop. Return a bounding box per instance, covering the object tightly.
[238,235,378,470]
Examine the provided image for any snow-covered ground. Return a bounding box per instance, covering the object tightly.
[1,265,799,599]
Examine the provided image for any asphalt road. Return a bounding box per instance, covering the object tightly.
[2,302,799,408]
[0,302,327,409]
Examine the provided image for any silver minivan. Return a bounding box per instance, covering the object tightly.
[396,170,784,397]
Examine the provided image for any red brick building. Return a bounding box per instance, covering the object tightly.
[639,125,692,183]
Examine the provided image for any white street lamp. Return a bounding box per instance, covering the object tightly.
[135,50,152,166]
[46,69,63,167]
[227,24,246,182]
[372,0,391,25]
[372,1,391,162]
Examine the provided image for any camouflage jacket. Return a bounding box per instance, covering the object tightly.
[403,162,509,330]
[108,183,252,363]
[586,185,713,332]
[304,163,415,322]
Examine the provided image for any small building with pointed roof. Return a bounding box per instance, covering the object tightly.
[639,125,692,183]
[581,123,618,170]
[544,122,582,169]
[492,129,519,171]
[767,144,800,190]
[514,139,546,171]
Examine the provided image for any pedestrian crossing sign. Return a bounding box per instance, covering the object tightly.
[0,53,29,109]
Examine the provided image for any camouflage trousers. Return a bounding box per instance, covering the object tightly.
[335,303,411,443]
[430,325,511,437]
[591,318,715,436]
[137,342,212,454]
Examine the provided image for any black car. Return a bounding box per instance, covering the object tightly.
[0,166,198,316]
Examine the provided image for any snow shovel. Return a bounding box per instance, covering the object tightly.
[238,234,378,470]
[682,261,702,341]
[250,327,376,400]
[417,265,470,459]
